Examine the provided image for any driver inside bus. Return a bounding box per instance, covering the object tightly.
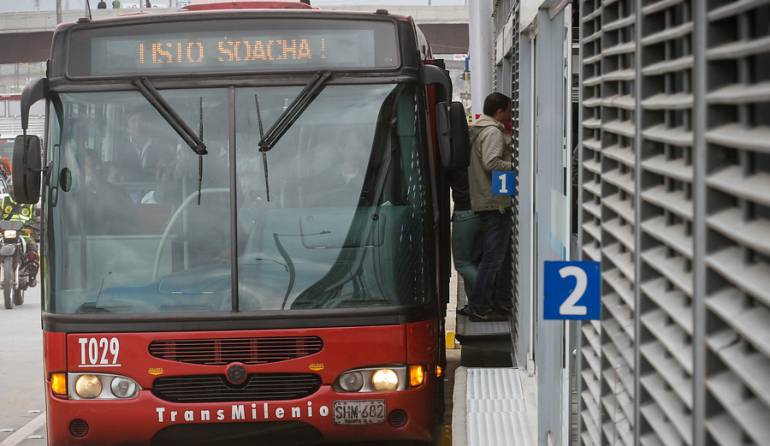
[113,110,181,195]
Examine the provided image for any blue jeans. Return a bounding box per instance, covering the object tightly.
[451,210,483,299]
[468,210,512,311]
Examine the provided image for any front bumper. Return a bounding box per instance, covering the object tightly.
[46,384,434,445]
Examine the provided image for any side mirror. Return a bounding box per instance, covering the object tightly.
[436,101,470,170]
[12,135,42,204]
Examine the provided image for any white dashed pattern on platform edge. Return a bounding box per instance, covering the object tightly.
[465,368,532,446]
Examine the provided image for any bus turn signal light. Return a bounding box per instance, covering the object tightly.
[51,373,67,396]
[409,365,425,388]
[435,365,443,378]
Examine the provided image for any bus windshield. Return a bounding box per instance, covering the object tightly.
[47,83,433,315]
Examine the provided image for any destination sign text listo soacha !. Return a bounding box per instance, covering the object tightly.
[137,38,326,66]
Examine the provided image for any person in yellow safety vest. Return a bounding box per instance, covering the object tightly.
[0,191,39,287]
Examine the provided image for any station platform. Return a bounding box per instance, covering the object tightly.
[451,367,536,446]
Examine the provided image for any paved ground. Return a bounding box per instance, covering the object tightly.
[0,287,46,446]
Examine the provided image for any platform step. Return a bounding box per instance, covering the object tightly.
[456,314,511,341]
[455,287,512,341]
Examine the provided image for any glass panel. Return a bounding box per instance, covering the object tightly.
[46,82,432,315]
[235,83,432,311]
[49,89,232,314]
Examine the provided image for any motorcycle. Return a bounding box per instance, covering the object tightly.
[0,220,39,309]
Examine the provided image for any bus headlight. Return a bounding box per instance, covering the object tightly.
[338,371,364,392]
[371,369,399,391]
[74,375,102,399]
[334,366,408,392]
[69,373,140,400]
[3,230,17,239]
[110,377,138,398]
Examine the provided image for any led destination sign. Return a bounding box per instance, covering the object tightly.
[136,37,322,67]
[67,19,399,77]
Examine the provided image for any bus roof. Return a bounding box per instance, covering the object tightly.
[54,7,411,31]
[182,1,314,11]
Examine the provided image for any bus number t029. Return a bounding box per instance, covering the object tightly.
[78,337,120,367]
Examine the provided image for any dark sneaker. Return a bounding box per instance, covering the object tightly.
[465,307,494,321]
[457,306,474,316]
[468,310,491,322]
[467,308,508,322]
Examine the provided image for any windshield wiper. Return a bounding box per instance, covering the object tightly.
[258,71,332,153]
[254,94,271,201]
[134,78,207,156]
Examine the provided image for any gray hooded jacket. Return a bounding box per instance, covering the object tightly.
[468,115,513,212]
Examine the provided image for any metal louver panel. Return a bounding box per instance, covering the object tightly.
[638,0,696,443]
[577,0,770,444]
[577,1,605,444]
[510,0,521,354]
[704,1,770,444]
[596,0,638,444]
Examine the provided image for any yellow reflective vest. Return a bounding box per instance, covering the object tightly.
[0,194,33,223]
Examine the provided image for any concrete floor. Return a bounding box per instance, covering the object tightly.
[0,287,46,446]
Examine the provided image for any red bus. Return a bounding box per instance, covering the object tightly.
[13,1,468,445]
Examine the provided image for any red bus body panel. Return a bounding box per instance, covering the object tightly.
[44,322,437,445]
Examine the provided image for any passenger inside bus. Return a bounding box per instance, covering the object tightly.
[113,111,165,184]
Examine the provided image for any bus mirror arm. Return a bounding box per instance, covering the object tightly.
[133,78,207,156]
[20,78,48,135]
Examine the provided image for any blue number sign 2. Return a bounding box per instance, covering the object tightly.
[544,261,601,320]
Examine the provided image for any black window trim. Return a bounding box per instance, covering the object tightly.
[41,304,436,333]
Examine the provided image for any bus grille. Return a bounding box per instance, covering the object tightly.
[152,374,322,403]
[148,336,323,365]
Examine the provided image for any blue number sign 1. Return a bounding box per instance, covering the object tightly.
[492,170,517,197]
[544,261,601,320]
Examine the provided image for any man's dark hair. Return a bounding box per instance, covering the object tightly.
[483,92,511,117]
